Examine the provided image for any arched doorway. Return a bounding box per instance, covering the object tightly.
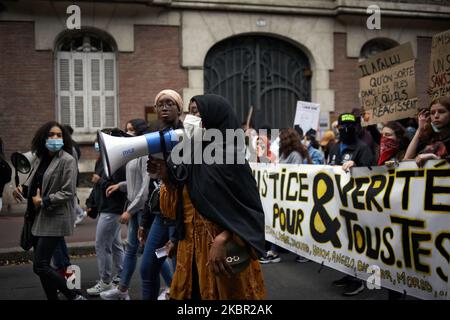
[204,35,311,129]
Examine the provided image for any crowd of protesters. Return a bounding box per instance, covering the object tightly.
[5,89,449,300]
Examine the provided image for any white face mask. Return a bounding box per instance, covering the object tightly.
[183,114,204,139]
[431,122,441,133]
[303,139,310,148]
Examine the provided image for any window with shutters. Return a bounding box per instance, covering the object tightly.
[359,38,398,61]
[56,33,117,133]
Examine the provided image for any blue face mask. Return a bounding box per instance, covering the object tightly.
[46,139,64,152]
[94,142,100,152]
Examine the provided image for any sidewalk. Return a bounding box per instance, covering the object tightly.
[0,211,127,265]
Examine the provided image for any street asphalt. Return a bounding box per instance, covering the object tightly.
[0,253,392,300]
[0,211,400,300]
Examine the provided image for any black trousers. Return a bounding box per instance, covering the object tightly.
[191,256,201,300]
[33,236,76,300]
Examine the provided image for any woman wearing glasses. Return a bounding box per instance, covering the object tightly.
[139,89,183,299]
[13,121,85,300]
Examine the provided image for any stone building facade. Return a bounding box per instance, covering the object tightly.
[1,0,450,169]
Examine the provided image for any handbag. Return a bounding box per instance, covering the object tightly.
[199,214,251,275]
[20,214,35,251]
[224,238,252,274]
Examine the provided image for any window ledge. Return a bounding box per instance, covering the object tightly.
[73,133,97,144]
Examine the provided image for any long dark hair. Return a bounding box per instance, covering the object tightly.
[279,128,312,164]
[31,121,73,159]
[126,119,149,136]
[384,121,409,160]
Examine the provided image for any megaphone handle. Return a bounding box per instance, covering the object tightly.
[15,170,19,188]
[159,130,168,162]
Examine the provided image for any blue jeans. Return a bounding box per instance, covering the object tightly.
[119,211,141,289]
[140,215,176,300]
[52,238,70,271]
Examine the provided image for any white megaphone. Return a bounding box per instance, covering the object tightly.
[97,129,184,179]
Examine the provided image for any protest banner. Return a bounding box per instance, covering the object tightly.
[428,29,450,100]
[358,42,414,78]
[250,160,450,300]
[293,101,320,134]
[360,59,417,125]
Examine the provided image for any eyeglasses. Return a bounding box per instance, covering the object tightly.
[155,101,177,110]
[48,132,63,138]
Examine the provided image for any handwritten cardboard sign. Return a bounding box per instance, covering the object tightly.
[358,42,414,78]
[360,59,417,125]
[428,30,450,100]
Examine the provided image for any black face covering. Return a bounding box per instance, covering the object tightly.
[339,126,356,144]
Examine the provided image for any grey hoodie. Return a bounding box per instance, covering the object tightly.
[118,156,149,216]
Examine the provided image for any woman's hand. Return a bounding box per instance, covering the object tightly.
[138,226,148,246]
[342,160,355,172]
[119,211,131,224]
[32,188,42,209]
[13,186,25,203]
[106,184,119,197]
[208,231,233,277]
[415,153,439,167]
[147,157,168,180]
[91,174,101,184]
[164,240,178,258]
[86,207,96,219]
[417,109,430,133]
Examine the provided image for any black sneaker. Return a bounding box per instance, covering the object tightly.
[332,275,353,287]
[258,252,281,264]
[343,280,365,296]
[74,294,88,300]
[295,256,310,263]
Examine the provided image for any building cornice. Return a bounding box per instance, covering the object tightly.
[4,1,450,19]
[150,0,450,19]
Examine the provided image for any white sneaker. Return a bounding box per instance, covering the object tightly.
[157,288,170,300]
[74,294,88,300]
[100,287,130,300]
[86,280,112,296]
[74,211,87,226]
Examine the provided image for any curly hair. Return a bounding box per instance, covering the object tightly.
[279,128,312,164]
[31,121,73,158]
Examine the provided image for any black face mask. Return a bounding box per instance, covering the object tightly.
[339,126,356,144]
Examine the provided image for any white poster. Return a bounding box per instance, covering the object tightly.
[293,101,320,134]
[250,160,450,300]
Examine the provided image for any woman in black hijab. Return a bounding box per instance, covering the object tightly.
[152,94,266,300]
